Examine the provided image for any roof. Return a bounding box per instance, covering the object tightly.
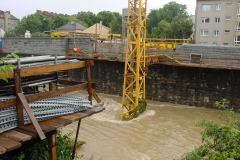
[58,22,86,31]
[10,14,19,20]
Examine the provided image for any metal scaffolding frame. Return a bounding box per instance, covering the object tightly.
[121,0,147,119]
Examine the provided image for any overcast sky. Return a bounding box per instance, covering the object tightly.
[1,0,196,20]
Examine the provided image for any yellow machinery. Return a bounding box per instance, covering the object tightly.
[50,32,66,38]
[121,0,147,119]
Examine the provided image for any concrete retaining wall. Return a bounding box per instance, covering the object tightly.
[1,38,94,55]
[71,61,240,111]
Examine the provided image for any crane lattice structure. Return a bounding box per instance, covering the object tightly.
[121,0,147,120]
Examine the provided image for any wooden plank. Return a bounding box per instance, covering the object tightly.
[20,61,93,77]
[66,112,88,121]
[91,90,101,103]
[0,145,7,155]
[58,80,96,88]
[39,118,72,129]
[0,83,88,109]
[0,135,22,152]
[18,93,46,140]
[60,115,79,122]
[1,130,31,143]
[20,123,55,134]
[0,70,14,79]
[14,128,38,138]
[81,109,95,116]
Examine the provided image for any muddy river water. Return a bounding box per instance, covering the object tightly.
[63,92,224,160]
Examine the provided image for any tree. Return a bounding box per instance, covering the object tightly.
[151,20,172,38]
[147,9,162,34]
[147,1,190,38]
[171,14,193,38]
[51,15,70,31]
[4,13,52,37]
[111,12,122,34]
[96,11,116,27]
[76,11,97,27]
[160,1,188,23]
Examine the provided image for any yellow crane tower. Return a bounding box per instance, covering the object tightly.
[121,0,147,120]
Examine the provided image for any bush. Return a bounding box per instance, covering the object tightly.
[180,99,240,160]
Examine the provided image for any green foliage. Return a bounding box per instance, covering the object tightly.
[171,14,193,38]
[0,130,84,160]
[77,11,97,27]
[96,11,116,28]
[180,99,240,160]
[111,12,122,34]
[151,20,172,38]
[147,1,192,38]
[133,99,147,118]
[0,50,19,82]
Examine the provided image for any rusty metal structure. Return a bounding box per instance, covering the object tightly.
[0,56,104,159]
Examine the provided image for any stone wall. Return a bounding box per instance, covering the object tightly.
[1,38,94,55]
[71,60,240,111]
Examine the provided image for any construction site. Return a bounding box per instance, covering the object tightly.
[0,0,240,159]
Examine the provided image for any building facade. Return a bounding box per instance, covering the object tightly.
[195,0,240,46]
[0,10,19,33]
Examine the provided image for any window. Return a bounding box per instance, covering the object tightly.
[234,36,240,45]
[214,30,219,36]
[223,43,229,45]
[224,30,230,33]
[237,8,240,17]
[238,1,240,4]
[202,17,210,23]
[215,17,220,23]
[227,3,232,7]
[200,30,209,36]
[216,4,221,10]
[236,22,240,31]
[213,42,218,45]
[202,5,211,11]
[226,16,231,20]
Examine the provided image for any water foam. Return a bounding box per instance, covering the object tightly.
[91,98,155,124]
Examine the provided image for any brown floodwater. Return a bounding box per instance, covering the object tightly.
[63,92,223,160]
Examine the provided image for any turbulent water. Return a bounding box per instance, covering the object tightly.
[63,92,223,160]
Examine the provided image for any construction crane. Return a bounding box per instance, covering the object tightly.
[121,0,147,120]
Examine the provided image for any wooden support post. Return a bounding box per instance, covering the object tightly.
[72,120,81,160]
[85,61,93,104]
[17,93,46,140]
[14,69,24,127]
[47,132,57,160]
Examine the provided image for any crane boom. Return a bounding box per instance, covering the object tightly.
[121,0,147,120]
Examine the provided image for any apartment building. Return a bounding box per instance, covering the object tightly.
[0,10,19,32]
[195,0,240,46]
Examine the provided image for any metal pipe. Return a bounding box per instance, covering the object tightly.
[0,56,67,65]
[22,79,57,87]
[20,59,79,68]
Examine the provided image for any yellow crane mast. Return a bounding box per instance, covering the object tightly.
[121,0,147,120]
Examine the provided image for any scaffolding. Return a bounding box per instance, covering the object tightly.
[121,0,147,119]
